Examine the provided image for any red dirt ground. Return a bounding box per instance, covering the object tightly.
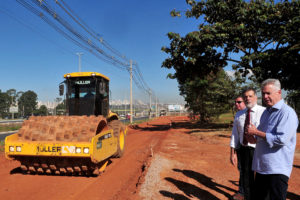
[0,116,299,200]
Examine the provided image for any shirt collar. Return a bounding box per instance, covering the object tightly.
[248,104,258,112]
[272,99,284,110]
[267,99,283,112]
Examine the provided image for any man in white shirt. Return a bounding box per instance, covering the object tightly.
[231,96,246,200]
[230,88,265,200]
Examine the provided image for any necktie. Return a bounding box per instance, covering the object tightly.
[243,109,251,145]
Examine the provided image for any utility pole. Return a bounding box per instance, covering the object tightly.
[124,91,127,117]
[149,89,152,119]
[156,97,158,117]
[76,52,83,72]
[11,96,14,119]
[130,60,133,123]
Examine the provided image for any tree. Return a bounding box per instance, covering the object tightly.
[6,89,17,106]
[286,90,300,118]
[163,0,300,92]
[55,100,66,115]
[33,105,48,116]
[16,91,24,102]
[18,90,38,117]
[181,69,235,122]
[0,90,10,118]
[56,101,65,110]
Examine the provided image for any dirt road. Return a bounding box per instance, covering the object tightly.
[0,116,299,200]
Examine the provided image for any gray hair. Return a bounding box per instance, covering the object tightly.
[242,88,257,96]
[261,79,281,91]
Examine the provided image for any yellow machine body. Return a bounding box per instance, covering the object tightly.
[5,128,118,163]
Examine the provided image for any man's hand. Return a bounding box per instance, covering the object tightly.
[246,122,258,136]
[245,134,257,144]
[244,123,258,143]
[230,148,238,167]
[246,122,266,139]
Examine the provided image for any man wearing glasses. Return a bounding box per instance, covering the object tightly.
[235,97,246,112]
[230,89,265,200]
[230,96,246,200]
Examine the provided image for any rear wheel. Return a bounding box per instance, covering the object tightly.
[108,120,126,158]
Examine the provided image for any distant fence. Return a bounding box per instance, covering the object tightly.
[0,120,23,126]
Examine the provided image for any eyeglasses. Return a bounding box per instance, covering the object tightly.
[235,101,243,104]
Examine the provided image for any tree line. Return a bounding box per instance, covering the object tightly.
[0,89,48,119]
[162,0,299,122]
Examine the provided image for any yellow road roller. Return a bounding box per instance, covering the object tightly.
[5,72,126,176]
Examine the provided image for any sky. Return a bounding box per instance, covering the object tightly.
[0,0,201,104]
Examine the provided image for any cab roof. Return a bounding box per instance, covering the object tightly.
[63,72,110,81]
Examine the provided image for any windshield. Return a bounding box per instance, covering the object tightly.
[66,78,96,116]
[69,79,96,98]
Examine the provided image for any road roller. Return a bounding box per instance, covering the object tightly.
[5,72,126,176]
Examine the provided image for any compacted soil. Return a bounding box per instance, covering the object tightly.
[0,116,299,200]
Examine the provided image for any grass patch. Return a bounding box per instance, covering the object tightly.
[0,140,4,152]
[124,118,151,126]
[214,112,234,124]
[187,114,234,138]
[0,125,21,132]
[184,112,235,134]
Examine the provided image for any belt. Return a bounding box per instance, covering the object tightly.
[240,145,255,150]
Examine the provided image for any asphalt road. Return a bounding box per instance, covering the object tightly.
[0,120,23,124]
[0,131,17,141]
[0,120,23,141]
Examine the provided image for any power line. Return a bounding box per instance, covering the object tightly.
[29,0,129,67]
[15,0,156,101]
[16,0,128,70]
[57,0,130,63]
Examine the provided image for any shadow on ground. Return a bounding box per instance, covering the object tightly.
[10,159,113,178]
[169,120,231,130]
[159,190,190,200]
[229,180,239,187]
[287,192,300,200]
[286,165,300,199]
[293,164,300,169]
[131,120,231,134]
[130,124,171,132]
[160,168,236,200]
